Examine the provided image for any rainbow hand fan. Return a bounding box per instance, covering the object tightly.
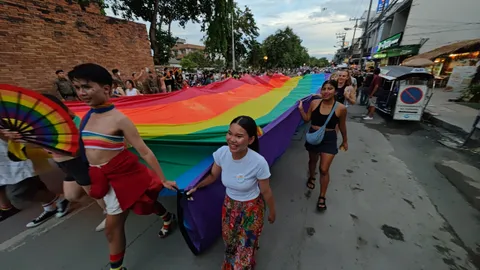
[0,84,80,156]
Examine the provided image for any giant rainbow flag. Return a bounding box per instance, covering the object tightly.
[67,73,327,254]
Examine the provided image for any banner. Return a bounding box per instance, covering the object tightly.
[377,0,390,13]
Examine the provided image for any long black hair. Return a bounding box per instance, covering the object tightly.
[230,115,260,153]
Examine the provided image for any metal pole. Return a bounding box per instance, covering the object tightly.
[361,0,374,70]
[231,7,235,71]
[350,19,358,61]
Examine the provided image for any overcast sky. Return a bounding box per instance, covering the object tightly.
[106,0,373,60]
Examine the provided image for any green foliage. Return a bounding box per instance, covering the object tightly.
[180,58,198,71]
[308,56,330,67]
[182,51,210,68]
[203,1,259,69]
[262,27,309,69]
[154,29,177,65]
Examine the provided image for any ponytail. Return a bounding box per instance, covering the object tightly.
[249,135,260,153]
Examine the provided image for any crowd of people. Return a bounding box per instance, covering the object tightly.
[1,63,384,269]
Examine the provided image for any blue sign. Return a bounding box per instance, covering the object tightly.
[377,0,390,13]
[400,87,424,105]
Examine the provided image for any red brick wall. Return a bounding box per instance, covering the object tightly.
[0,0,154,92]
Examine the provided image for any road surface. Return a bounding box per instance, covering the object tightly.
[0,105,478,270]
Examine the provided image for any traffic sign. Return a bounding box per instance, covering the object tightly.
[400,87,423,105]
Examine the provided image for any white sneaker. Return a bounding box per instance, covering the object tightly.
[95,218,106,232]
[363,116,374,120]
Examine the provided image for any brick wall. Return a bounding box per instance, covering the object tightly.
[0,0,154,92]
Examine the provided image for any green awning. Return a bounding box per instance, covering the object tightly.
[373,45,421,59]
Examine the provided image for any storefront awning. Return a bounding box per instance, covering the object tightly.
[373,45,420,59]
[404,39,480,62]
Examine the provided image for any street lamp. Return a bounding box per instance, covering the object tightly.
[263,56,268,71]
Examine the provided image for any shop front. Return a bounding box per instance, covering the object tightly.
[373,45,420,66]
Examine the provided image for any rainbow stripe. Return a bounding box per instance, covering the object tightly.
[67,74,327,189]
[0,84,79,155]
[82,130,125,151]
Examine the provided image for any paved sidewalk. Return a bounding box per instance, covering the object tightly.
[424,89,479,136]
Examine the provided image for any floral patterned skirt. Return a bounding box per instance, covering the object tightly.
[222,195,265,270]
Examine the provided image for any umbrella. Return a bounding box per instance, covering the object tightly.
[0,84,80,155]
[402,58,434,67]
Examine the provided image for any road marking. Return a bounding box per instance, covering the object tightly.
[0,201,95,252]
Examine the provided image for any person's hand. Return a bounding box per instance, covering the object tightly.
[298,100,303,111]
[268,210,276,224]
[340,141,348,151]
[162,181,178,191]
[1,130,23,142]
[186,186,198,196]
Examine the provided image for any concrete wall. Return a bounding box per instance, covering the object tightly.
[0,0,154,92]
[401,0,480,53]
[390,8,408,37]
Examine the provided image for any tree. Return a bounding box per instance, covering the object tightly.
[180,58,198,71]
[181,51,210,69]
[154,29,177,64]
[308,56,330,67]
[262,27,309,68]
[108,0,203,64]
[246,40,264,68]
[203,1,259,69]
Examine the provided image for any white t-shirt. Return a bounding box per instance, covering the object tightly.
[125,88,139,96]
[0,140,35,186]
[213,146,271,202]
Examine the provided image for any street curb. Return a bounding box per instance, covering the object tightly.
[435,161,480,211]
[422,111,469,137]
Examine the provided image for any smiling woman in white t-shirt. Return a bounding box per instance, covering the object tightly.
[125,79,142,96]
[188,115,276,269]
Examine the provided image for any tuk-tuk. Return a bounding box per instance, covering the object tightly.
[375,66,434,121]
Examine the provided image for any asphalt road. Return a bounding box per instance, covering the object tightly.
[0,105,478,270]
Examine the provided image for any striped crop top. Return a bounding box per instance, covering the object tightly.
[81,130,125,151]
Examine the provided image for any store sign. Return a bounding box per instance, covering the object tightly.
[377,32,402,51]
[377,0,390,13]
[393,82,427,121]
[373,53,387,59]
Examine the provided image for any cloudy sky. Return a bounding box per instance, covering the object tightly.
[106,0,373,60]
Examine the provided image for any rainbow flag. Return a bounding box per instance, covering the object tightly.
[67,73,327,254]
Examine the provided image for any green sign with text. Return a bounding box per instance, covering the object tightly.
[377,32,402,51]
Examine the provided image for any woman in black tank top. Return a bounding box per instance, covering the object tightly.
[298,80,348,211]
[335,70,356,105]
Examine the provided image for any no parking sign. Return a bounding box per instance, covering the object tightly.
[393,84,427,121]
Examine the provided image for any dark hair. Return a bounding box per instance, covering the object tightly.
[42,93,73,117]
[230,116,260,153]
[374,68,381,75]
[112,69,119,74]
[55,70,63,74]
[125,79,135,87]
[322,79,338,89]
[68,63,113,87]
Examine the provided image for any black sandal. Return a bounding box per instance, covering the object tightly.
[306,177,316,190]
[317,197,327,211]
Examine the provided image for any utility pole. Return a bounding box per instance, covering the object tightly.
[336,32,347,64]
[360,0,374,70]
[349,18,359,63]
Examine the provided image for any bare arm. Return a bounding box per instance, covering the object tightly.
[259,179,275,213]
[299,99,318,122]
[345,86,356,104]
[195,163,222,189]
[338,105,348,142]
[120,116,169,184]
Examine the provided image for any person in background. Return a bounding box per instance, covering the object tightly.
[125,80,142,96]
[112,69,125,89]
[0,136,70,228]
[157,73,167,93]
[187,116,276,269]
[143,71,159,94]
[132,70,145,93]
[111,82,126,98]
[364,68,382,120]
[53,70,78,101]
[164,70,174,93]
[334,70,356,106]
[361,67,374,105]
